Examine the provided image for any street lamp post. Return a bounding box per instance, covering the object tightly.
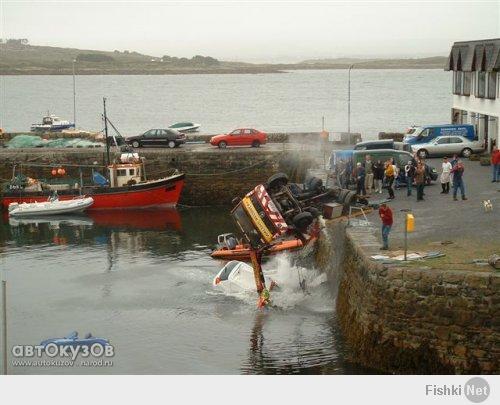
[72,59,77,128]
[347,64,354,134]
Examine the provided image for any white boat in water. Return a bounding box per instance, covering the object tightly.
[8,196,94,217]
[213,260,276,293]
[31,114,75,132]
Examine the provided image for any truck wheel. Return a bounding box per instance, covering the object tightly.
[461,148,472,158]
[307,177,323,192]
[305,207,320,218]
[267,173,289,190]
[252,140,260,148]
[168,140,176,148]
[132,141,140,148]
[218,141,227,149]
[342,191,357,215]
[338,189,349,203]
[292,212,313,230]
[417,149,428,159]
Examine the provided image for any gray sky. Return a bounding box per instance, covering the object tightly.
[1,0,499,62]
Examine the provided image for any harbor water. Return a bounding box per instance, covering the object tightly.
[0,69,450,137]
[0,208,369,374]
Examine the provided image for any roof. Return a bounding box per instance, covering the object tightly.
[445,38,500,72]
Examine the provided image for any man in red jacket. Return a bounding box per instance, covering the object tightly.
[378,203,393,250]
[492,146,500,182]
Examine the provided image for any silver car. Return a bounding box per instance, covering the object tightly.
[411,136,484,159]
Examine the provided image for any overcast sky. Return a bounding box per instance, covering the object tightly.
[1,0,499,62]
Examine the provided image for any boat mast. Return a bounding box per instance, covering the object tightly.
[103,97,110,167]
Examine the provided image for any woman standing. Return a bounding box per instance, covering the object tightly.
[440,156,452,194]
[373,160,385,194]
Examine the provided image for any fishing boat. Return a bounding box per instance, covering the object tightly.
[2,154,184,210]
[31,114,75,132]
[168,122,200,133]
[9,195,94,217]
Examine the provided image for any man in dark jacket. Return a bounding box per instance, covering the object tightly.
[415,162,425,201]
[451,159,467,201]
[355,162,366,195]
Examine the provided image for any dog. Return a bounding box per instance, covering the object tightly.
[483,199,493,212]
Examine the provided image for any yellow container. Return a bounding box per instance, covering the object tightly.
[406,213,415,232]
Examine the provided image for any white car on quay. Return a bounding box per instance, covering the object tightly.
[411,135,484,159]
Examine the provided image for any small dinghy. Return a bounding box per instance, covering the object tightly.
[40,331,109,348]
[8,194,94,217]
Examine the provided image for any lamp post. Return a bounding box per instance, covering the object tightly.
[347,64,354,134]
[72,59,77,128]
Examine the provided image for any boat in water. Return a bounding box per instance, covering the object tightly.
[211,232,315,261]
[213,260,277,293]
[40,331,109,348]
[2,153,185,210]
[31,114,75,132]
[168,122,200,133]
[8,194,94,217]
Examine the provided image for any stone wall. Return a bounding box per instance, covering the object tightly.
[317,220,499,374]
[0,148,314,206]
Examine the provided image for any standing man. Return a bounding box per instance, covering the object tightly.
[364,154,374,195]
[440,157,452,194]
[378,203,393,250]
[415,161,425,201]
[404,160,415,197]
[451,159,467,201]
[491,146,500,182]
[373,160,384,194]
[355,162,366,195]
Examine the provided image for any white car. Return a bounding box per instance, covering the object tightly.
[213,260,276,293]
[411,136,484,159]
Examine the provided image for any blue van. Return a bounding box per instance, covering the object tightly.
[403,124,476,146]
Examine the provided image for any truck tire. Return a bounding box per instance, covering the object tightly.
[292,212,313,230]
[267,173,289,190]
[305,207,320,218]
[342,191,357,215]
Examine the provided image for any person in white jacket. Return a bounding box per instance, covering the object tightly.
[440,156,452,194]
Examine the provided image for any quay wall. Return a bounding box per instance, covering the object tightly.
[0,148,314,206]
[315,221,499,374]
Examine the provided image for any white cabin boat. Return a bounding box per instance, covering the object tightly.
[31,115,75,132]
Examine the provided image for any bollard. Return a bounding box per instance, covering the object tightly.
[404,213,415,261]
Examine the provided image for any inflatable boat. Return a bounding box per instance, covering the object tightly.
[8,195,94,217]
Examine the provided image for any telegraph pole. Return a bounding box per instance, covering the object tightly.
[347,64,354,134]
[72,59,77,127]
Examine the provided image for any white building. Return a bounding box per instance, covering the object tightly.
[445,38,499,152]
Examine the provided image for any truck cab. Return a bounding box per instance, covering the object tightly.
[403,124,476,146]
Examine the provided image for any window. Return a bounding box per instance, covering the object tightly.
[436,138,450,145]
[144,130,155,137]
[463,72,471,96]
[450,137,463,144]
[157,130,166,137]
[230,130,241,135]
[477,71,486,98]
[419,129,430,138]
[487,72,497,99]
[243,129,252,134]
[129,169,135,175]
[453,71,463,95]
[117,169,127,176]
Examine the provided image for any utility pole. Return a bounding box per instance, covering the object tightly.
[347,64,354,135]
[72,59,77,127]
[103,97,110,167]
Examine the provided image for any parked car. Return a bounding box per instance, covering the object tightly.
[210,128,267,148]
[410,135,484,158]
[126,128,186,148]
[403,124,476,146]
[354,139,406,151]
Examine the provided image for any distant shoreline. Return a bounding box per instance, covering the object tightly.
[0,65,446,76]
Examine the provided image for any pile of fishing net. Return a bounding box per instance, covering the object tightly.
[6,134,103,148]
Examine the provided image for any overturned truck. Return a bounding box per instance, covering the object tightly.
[226,172,361,307]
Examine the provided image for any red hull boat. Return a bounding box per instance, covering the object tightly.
[2,174,185,211]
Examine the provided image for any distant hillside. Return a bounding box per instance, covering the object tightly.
[0,41,448,75]
[297,56,448,69]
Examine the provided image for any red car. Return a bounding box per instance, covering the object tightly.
[210,128,267,148]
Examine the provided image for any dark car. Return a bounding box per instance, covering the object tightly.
[354,140,408,151]
[126,128,186,149]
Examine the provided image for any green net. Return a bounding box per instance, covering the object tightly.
[6,134,103,148]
